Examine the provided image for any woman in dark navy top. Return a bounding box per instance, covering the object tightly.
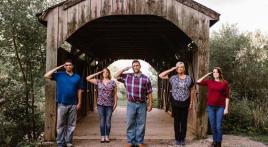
[197,67,230,147]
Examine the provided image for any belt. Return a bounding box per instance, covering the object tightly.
[128,100,146,104]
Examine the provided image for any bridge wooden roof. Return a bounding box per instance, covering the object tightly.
[37,0,220,27]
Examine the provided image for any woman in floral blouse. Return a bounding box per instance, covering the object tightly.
[87,68,118,143]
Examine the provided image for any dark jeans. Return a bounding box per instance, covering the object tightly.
[172,105,189,142]
[97,105,113,136]
[207,106,224,142]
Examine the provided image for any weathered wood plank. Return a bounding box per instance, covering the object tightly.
[112,0,119,15]
[121,0,127,14]
[67,4,79,37]
[90,0,102,19]
[84,0,92,22]
[101,0,112,16]
[145,0,164,16]
[162,0,167,17]
[135,0,144,14]
[58,5,68,47]
[77,0,88,27]
[174,1,182,28]
[166,0,173,21]
[126,0,135,14]
[44,7,59,141]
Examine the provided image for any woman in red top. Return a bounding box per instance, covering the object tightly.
[197,67,230,147]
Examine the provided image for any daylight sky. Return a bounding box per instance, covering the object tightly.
[195,0,268,34]
[110,1,268,72]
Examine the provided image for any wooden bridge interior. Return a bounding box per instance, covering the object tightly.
[57,15,197,117]
[37,0,220,141]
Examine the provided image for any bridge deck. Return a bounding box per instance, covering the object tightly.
[72,107,266,147]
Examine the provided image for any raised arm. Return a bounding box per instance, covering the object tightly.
[114,66,131,79]
[159,66,177,79]
[44,64,64,79]
[86,71,103,85]
[196,72,212,83]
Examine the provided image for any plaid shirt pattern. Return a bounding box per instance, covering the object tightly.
[120,73,152,102]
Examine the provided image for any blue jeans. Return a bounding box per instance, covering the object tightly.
[56,104,77,146]
[126,101,147,145]
[97,105,113,136]
[207,106,224,142]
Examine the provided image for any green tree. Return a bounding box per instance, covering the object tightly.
[210,24,268,134]
[0,0,47,145]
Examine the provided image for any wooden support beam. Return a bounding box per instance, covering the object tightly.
[44,8,59,141]
[194,21,210,138]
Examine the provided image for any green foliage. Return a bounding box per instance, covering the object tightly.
[0,0,47,146]
[210,24,268,135]
[250,135,268,145]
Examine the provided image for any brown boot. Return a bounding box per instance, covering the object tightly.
[210,142,216,147]
[216,141,221,147]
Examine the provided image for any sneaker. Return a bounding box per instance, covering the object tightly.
[66,143,73,147]
[176,140,181,145]
[210,142,216,147]
[180,140,186,145]
[100,136,105,143]
[105,136,110,143]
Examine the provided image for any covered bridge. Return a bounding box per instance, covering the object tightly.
[37,0,220,142]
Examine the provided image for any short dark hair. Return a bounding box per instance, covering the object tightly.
[132,60,140,65]
[65,59,73,64]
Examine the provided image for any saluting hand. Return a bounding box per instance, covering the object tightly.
[123,66,132,72]
[171,66,178,71]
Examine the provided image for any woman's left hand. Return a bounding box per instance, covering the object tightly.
[188,103,193,110]
[224,108,229,115]
[113,104,117,112]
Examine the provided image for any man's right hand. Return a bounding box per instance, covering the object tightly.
[123,66,131,71]
[44,64,64,79]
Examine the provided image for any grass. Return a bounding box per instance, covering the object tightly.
[250,134,268,145]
